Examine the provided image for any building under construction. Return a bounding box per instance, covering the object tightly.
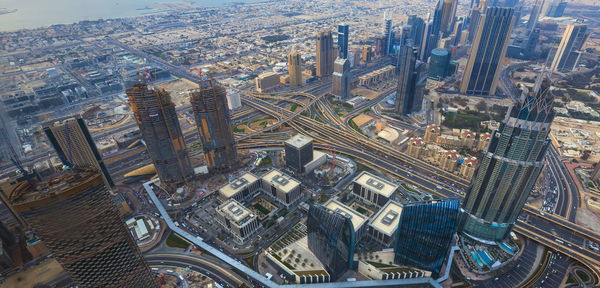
[126,83,194,192]
[190,79,238,174]
[9,168,158,288]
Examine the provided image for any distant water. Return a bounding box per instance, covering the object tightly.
[0,0,263,32]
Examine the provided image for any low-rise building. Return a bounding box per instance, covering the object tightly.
[424,124,441,142]
[460,129,477,148]
[255,72,280,93]
[352,171,399,208]
[218,172,261,202]
[407,137,426,158]
[215,199,260,244]
[323,199,368,240]
[261,169,302,207]
[368,200,403,247]
[439,150,459,172]
[477,133,491,151]
[352,114,376,135]
[460,157,478,179]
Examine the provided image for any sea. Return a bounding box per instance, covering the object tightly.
[0,0,263,32]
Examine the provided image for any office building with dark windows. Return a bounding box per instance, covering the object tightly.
[382,17,394,56]
[44,116,114,189]
[9,168,158,288]
[308,200,367,280]
[337,24,349,59]
[461,74,555,242]
[126,83,194,193]
[428,48,452,80]
[394,198,460,277]
[352,171,399,208]
[460,7,514,96]
[288,48,303,88]
[316,31,336,77]
[284,134,314,173]
[395,46,418,116]
[332,57,352,100]
[190,78,238,174]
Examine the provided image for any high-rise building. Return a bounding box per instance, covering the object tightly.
[408,15,426,49]
[362,46,373,64]
[394,199,460,277]
[422,1,444,61]
[9,168,158,287]
[190,79,238,174]
[428,48,452,80]
[126,83,194,192]
[522,27,541,59]
[316,31,336,77]
[287,48,303,88]
[527,0,543,31]
[441,0,458,38]
[546,0,567,17]
[551,23,589,72]
[395,46,418,116]
[462,73,555,242]
[383,17,394,56]
[284,134,313,173]
[467,7,481,43]
[307,201,367,280]
[44,116,114,189]
[337,24,349,59]
[332,57,352,100]
[460,7,514,96]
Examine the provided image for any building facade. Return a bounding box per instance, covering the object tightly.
[394,198,460,277]
[460,7,514,96]
[352,171,399,208]
[126,83,194,192]
[337,24,349,59]
[551,23,589,72]
[332,58,352,100]
[461,74,555,242]
[44,116,114,189]
[255,72,280,93]
[190,79,238,174]
[316,31,336,77]
[261,169,302,207]
[218,172,261,202]
[288,49,303,88]
[284,134,314,173]
[9,169,157,287]
[215,199,260,244]
[428,48,451,80]
[395,46,418,116]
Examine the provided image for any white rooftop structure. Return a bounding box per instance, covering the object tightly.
[261,169,301,194]
[219,172,259,198]
[324,199,368,231]
[353,171,399,198]
[369,201,403,236]
[216,199,255,226]
[285,134,313,149]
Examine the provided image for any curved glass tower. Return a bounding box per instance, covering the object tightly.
[461,74,555,242]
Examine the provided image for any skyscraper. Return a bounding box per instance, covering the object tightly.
[462,73,555,242]
[394,199,460,277]
[551,23,589,72]
[383,17,394,56]
[467,7,481,43]
[190,78,238,174]
[287,48,303,87]
[395,46,417,116]
[422,1,444,61]
[337,24,349,59]
[332,57,352,100]
[523,27,540,59]
[527,0,543,31]
[44,116,114,189]
[407,15,426,49]
[316,31,336,77]
[460,7,514,96]
[428,48,452,80]
[441,0,458,37]
[9,168,158,287]
[126,83,194,192]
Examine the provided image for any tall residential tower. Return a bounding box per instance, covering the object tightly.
[316,31,336,77]
[287,48,303,88]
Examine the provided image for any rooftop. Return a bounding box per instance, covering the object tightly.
[219,172,259,198]
[324,199,368,231]
[285,134,313,149]
[353,171,399,198]
[261,169,301,193]
[216,199,255,226]
[369,201,403,236]
[352,114,375,128]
